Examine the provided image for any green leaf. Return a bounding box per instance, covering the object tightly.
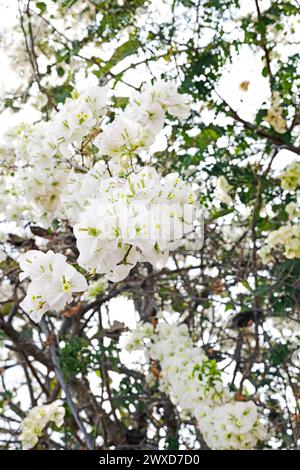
[56,66,65,77]
[36,2,47,14]
[99,37,140,76]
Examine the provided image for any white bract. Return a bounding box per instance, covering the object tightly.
[21,400,65,450]
[51,86,107,156]
[265,92,286,134]
[14,81,196,316]
[128,80,191,121]
[126,321,267,450]
[214,176,233,205]
[73,167,197,281]
[19,250,88,322]
[285,201,300,221]
[268,223,300,259]
[198,401,267,450]
[94,116,155,162]
[16,165,68,223]
[280,161,300,191]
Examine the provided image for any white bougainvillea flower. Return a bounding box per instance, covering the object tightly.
[20,283,50,323]
[265,92,286,134]
[16,165,68,224]
[280,161,300,191]
[94,116,155,160]
[19,250,87,322]
[215,176,233,205]
[73,168,197,281]
[285,201,300,221]
[126,320,267,450]
[21,400,65,450]
[80,85,108,118]
[132,80,191,120]
[267,223,300,259]
[221,401,258,434]
[126,100,166,134]
[19,250,60,282]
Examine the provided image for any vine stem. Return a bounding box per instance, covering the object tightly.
[40,319,94,450]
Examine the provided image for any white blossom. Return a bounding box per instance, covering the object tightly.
[73,168,197,281]
[265,92,286,134]
[215,176,233,205]
[268,223,300,259]
[280,161,300,191]
[21,400,65,450]
[19,250,88,322]
[126,320,267,450]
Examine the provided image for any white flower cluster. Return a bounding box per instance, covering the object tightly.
[4,80,188,183]
[87,277,108,299]
[73,167,197,281]
[95,81,190,163]
[259,194,300,262]
[126,321,266,449]
[258,245,273,264]
[11,79,204,447]
[286,200,300,221]
[16,166,69,224]
[59,161,111,224]
[0,87,108,223]
[21,400,65,450]
[198,400,266,450]
[94,80,190,166]
[257,164,300,262]
[267,223,300,259]
[0,173,28,222]
[214,176,233,205]
[265,92,286,134]
[30,86,107,162]
[125,321,154,351]
[12,80,196,318]
[48,87,107,158]
[280,161,300,191]
[19,250,87,322]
